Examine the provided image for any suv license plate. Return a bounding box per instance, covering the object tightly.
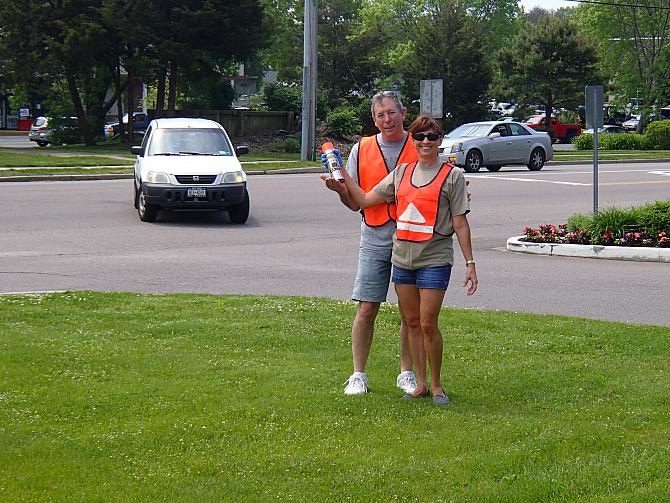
[187,187,207,198]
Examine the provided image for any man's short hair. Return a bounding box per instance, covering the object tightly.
[371,91,404,115]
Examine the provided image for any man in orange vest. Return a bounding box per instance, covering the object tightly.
[322,91,418,395]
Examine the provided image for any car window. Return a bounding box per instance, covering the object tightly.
[147,128,233,156]
[141,125,153,150]
[491,124,508,136]
[33,117,48,127]
[509,123,530,136]
[446,124,491,138]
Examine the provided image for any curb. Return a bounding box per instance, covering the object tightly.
[506,236,670,263]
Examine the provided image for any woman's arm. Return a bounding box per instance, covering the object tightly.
[452,213,478,296]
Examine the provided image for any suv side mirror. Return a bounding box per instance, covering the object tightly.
[235,145,249,156]
[131,145,144,156]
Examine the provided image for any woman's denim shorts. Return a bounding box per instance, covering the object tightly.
[392,265,452,289]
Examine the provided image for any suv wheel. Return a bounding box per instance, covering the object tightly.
[228,189,250,224]
[137,185,158,222]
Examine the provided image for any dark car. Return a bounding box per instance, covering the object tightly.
[104,112,149,139]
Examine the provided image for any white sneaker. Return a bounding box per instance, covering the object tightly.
[396,371,417,394]
[344,374,368,395]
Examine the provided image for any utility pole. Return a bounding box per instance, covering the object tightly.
[301,0,317,161]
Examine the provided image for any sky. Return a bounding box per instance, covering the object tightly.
[518,0,576,11]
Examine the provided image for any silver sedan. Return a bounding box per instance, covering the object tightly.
[439,121,553,172]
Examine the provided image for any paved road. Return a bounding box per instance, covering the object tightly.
[1,161,668,326]
[0,133,36,149]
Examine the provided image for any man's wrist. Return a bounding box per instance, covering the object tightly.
[465,260,475,266]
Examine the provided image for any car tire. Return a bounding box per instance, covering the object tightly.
[137,185,158,222]
[527,147,546,171]
[36,141,48,147]
[463,150,483,173]
[564,130,576,144]
[485,165,502,172]
[228,189,250,224]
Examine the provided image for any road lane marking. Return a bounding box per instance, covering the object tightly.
[470,175,590,186]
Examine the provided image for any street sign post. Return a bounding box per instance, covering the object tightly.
[420,80,443,119]
[585,85,604,214]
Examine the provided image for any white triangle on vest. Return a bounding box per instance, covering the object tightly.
[398,203,426,224]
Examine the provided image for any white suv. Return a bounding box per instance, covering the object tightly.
[132,118,250,223]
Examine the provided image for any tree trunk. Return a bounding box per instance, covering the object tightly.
[167,61,177,117]
[156,64,167,117]
[64,69,96,146]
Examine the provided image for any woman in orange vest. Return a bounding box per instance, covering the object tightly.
[338,115,478,405]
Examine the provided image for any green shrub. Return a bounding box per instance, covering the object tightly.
[643,119,670,149]
[567,213,593,232]
[48,117,83,145]
[263,83,303,115]
[573,132,644,151]
[573,133,593,150]
[324,105,360,139]
[599,133,645,150]
[592,206,637,235]
[283,138,300,153]
[631,200,670,235]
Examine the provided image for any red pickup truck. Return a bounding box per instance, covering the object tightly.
[525,115,582,144]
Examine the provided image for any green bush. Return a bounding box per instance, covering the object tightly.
[263,83,303,115]
[643,119,670,149]
[591,206,637,235]
[599,133,645,150]
[631,200,670,235]
[573,133,593,150]
[567,213,593,232]
[283,138,300,153]
[573,132,645,151]
[323,105,361,139]
[48,117,83,145]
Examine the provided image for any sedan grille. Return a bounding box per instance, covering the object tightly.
[175,175,217,184]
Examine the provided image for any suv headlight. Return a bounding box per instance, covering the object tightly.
[221,171,245,184]
[147,171,170,184]
[450,143,463,153]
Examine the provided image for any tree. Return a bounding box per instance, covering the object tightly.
[402,3,490,129]
[576,0,670,131]
[497,15,600,123]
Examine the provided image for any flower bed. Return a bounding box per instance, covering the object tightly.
[521,224,669,248]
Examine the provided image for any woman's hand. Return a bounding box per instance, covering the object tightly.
[463,264,478,296]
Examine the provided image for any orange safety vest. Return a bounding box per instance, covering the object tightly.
[357,134,418,227]
[396,161,453,242]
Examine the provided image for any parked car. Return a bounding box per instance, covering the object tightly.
[525,115,582,143]
[582,125,628,135]
[132,118,250,223]
[439,121,553,172]
[104,112,149,139]
[27,116,81,146]
[27,116,50,146]
[622,114,640,131]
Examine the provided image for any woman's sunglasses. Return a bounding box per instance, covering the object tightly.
[412,132,441,141]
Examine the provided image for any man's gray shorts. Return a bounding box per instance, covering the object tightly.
[352,243,393,303]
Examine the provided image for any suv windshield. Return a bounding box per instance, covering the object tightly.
[446,124,491,138]
[147,128,233,156]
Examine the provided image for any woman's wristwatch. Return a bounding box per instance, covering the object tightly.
[465,260,476,266]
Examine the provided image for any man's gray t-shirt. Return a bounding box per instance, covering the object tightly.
[346,132,409,248]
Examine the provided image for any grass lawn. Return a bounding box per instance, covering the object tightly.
[1,292,668,502]
[552,150,670,161]
[0,151,133,168]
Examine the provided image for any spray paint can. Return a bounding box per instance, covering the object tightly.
[321,142,344,182]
